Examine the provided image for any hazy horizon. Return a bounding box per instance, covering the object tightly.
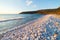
[0,0,60,14]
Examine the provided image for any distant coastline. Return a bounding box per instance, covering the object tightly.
[19,7,60,14]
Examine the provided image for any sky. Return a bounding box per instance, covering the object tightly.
[0,0,60,14]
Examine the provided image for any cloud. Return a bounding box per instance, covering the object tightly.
[26,0,33,6]
[26,0,37,8]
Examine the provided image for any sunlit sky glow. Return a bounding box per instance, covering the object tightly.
[0,0,60,14]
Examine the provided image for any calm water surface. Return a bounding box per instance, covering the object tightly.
[0,14,45,34]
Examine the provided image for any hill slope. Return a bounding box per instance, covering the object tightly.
[20,7,60,14]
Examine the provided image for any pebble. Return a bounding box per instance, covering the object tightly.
[1,16,60,40]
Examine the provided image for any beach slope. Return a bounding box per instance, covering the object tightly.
[1,14,60,40]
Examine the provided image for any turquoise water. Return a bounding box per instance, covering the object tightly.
[0,14,44,34]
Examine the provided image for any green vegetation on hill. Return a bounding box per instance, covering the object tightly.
[20,7,60,14]
[37,7,60,14]
[20,11,37,14]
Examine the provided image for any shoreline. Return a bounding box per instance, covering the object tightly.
[0,15,41,34]
[0,15,42,39]
[1,14,59,40]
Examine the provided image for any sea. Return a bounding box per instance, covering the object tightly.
[0,14,45,34]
